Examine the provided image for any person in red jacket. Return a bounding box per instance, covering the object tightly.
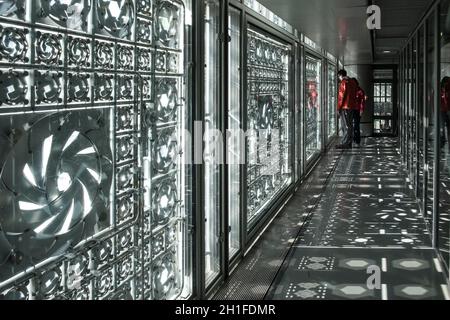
[353,79,366,148]
[441,76,450,148]
[336,69,358,149]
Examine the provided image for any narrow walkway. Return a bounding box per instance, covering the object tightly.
[266,138,449,300]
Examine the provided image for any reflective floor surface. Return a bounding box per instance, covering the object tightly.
[215,138,450,300]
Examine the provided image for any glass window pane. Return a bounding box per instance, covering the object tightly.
[440,0,450,270]
[228,6,241,260]
[246,27,293,230]
[204,0,221,287]
[328,64,337,138]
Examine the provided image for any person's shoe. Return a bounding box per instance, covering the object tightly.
[354,143,361,148]
[335,145,344,149]
[342,144,352,149]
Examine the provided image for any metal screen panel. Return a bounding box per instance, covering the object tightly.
[246,27,292,230]
[0,0,192,300]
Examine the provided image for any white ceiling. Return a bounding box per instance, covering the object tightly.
[256,0,434,64]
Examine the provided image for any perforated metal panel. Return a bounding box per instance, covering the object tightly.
[0,0,192,300]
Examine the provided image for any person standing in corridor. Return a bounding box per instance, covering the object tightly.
[336,70,358,149]
[353,79,366,148]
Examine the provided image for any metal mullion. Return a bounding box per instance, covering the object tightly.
[240,10,248,255]
[416,33,421,197]
[401,53,405,157]
[330,62,338,142]
[304,49,323,167]
[423,21,429,216]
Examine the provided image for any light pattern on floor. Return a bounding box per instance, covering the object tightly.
[267,138,449,300]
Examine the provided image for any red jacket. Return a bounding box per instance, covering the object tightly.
[441,80,450,112]
[356,87,366,113]
[338,77,358,110]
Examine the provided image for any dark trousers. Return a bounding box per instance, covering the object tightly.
[339,109,354,147]
[353,110,361,145]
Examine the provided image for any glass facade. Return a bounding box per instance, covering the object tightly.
[0,0,341,299]
[400,2,450,276]
[246,26,292,230]
[328,63,337,139]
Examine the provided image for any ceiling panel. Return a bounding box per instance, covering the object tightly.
[256,0,434,64]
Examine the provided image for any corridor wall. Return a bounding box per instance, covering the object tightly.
[0,0,341,300]
[399,0,450,279]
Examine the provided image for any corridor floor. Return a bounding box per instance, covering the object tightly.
[267,137,449,300]
[215,138,450,300]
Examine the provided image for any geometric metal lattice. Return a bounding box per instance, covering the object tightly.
[305,55,321,160]
[0,0,190,300]
[327,64,337,138]
[142,0,186,300]
[246,27,292,229]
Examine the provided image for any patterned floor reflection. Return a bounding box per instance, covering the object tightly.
[268,138,449,300]
[267,247,448,300]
